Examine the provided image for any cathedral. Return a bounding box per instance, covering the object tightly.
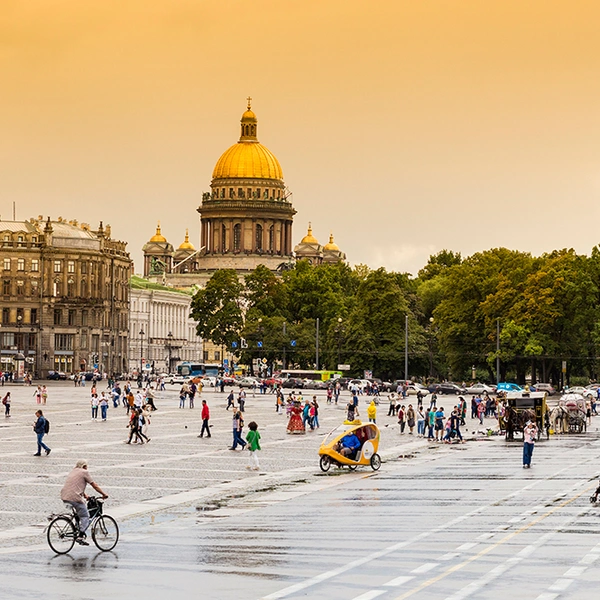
[142,100,345,287]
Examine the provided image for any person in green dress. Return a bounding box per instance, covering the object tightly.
[245,421,261,471]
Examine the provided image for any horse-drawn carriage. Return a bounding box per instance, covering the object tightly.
[504,391,549,441]
[549,393,587,434]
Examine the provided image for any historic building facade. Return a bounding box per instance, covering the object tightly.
[0,217,131,378]
[128,282,203,375]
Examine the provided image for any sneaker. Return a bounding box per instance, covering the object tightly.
[45,448,51,455]
[33,453,41,456]
[75,537,89,546]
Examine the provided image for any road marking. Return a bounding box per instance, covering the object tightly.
[455,542,477,551]
[384,575,414,587]
[440,553,459,561]
[351,591,386,600]
[392,483,596,600]
[411,563,438,574]
[547,579,573,592]
[535,594,558,600]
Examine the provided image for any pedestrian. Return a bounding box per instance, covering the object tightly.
[226,390,235,410]
[346,402,357,423]
[477,399,485,425]
[387,393,397,416]
[90,394,99,420]
[245,421,261,471]
[141,406,151,440]
[471,396,479,419]
[99,393,108,421]
[179,385,187,409]
[2,391,10,417]
[238,388,246,412]
[326,386,333,404]
[407,404,415,434]
[417,406,425,437]
[126,408,146,444]
[41,385,48,405]
[367,400,377,423]
[434,406,445,442]
[398,405,406,433]
[33,409,51,456]
[523,420,538,468]
[199,399,211,437]
[334,381,341,404]
[189,382,196,409]
[230,410,246,450]
[34,386,42,405]
[302,400,313,430]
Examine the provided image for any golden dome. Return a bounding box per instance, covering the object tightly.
[149,222,167,243]
[212,99,283,181]
[300,223,319,245]
[324,233,340,251]
[178,229,195,250]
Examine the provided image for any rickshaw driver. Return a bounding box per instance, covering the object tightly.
[334,432,361,458]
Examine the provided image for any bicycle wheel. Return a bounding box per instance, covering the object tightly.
[319,455,331,472]
[47,516,76,554]
[91,515,119,551]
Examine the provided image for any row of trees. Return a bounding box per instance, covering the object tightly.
[189,246,600,385]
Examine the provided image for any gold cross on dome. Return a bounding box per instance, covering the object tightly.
[247,96,252,109]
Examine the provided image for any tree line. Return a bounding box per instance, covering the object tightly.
[189,246,600,385]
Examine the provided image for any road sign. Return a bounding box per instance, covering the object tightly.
[290,340,297,347]
[223,359,229,366]
[262,358,267,364]
[257,341,263,348]
[146,363,151,369]
[231,341,238,349]
[240,338,248,349]
[562,360,567,373]
[337,364,350,371]
[364,370,372,379]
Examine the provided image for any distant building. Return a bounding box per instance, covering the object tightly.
[128,277,203,375]
[0,217,131,378]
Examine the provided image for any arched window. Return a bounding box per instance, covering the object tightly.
[81,279,86,297]
[255,224,263,251]
[233,224,241,251]
[221,224,227,252]
[67,278,75,297]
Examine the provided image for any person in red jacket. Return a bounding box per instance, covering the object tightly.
[199,399,211,438]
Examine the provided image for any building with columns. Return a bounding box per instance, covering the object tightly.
[128,278,203,375]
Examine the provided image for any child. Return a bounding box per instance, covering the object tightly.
[245,421,261,471]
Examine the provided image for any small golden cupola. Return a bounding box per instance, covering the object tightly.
[178,229,195,251]
[322,231,346,264]
[239,97,258,142]
[294,223,323,265]
[149,222,167,243]
[323,233,340,251]
[300,223,319,245]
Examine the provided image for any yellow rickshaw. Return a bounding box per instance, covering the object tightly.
[318,421,381,472]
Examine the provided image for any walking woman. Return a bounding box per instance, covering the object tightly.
[417,406,425,437]
[230,410,246,450]
[2,391,10,417]
[407,404,416,435]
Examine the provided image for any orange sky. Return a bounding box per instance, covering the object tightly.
[1,0,600,274]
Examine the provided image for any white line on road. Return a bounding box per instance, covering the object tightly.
[411,563,438,574]
[351,591,386,600]
[384,575,415,587]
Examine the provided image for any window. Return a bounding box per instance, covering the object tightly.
[54,334,74,351]
[31,259,39,272]
[2,308,9,324]
[80,331,88,349]
[256,188,261,198]
[233,224,241,251]
[17,259,25,271]
[54,309,62,326]
[92,334,100,353]
[3,258,10,271]
[80,279,86,296]
[229,188,234,198]
[2,280,10,295]
[82,310,88,326]
[81,262,87,274]
[16,280,24,295]
[203,350,209,361]
[255,224,263,251]
[67,278,75,296]
[67,260,75,273]
[214,351,221,361]
[16,307,23,321]
[17,235,24,247]
[238,188,244,198]
[68,309,76,326]
[1,332,14,348]
[53,260,61,273]
[31,279,39,295]
[31,308,38,324]
[32,236,37,243]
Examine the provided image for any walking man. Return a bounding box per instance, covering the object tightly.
[523,420,538,468]
[33,410,51,456]
[199,399,211,438]
[60,460,108,544]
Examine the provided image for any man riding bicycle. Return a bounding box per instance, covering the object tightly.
[60,460,108,545]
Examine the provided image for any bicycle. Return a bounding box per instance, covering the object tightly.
[46,496,119,554]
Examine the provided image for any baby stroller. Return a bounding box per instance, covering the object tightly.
[590,481,600,504]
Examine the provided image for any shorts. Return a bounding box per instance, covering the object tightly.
[435,419,443,431]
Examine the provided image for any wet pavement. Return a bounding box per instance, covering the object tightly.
[1,383,600,599]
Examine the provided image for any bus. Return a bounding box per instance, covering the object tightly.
[279,369,342,382]
[177,362,221,378]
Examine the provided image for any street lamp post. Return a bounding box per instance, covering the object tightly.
[257,318,263,377]
[15,315,24,383]
[166,331,173,373]
[336,317,343,368]
[139,328,145,382]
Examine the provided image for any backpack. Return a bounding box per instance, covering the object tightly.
[44,418,50,434]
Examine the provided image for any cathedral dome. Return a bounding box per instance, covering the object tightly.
[178,229,195,250]
[149,222,167,243]
[212,99,283,181]
[300,224,319,245]
[323,233,340,251]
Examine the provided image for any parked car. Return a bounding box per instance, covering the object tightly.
[428,382,467,395]
[47,371,67,380]
[169,374,191,385]
[465,383,496,395]
[237,376,261,388]
[407,383,430,396]
[349,379,370,392]
[201,376,217,387]
[304,379,328,390]
[262,377,283,387]
[563,385,594,398]
[281,377,304,389]
[531,382,556,396]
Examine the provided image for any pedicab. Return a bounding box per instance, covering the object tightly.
[318,420,381,472]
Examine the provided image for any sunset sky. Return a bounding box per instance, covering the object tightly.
[1,1,599,275]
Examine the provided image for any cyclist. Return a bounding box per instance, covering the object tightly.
[60,460,108,545]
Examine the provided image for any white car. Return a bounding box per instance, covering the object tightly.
[201,376,217,387]
[349,379,370,392]
[564,386,594,398]
[170,375,191,385]
[407,383,430,396]
[466,383,496,395]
